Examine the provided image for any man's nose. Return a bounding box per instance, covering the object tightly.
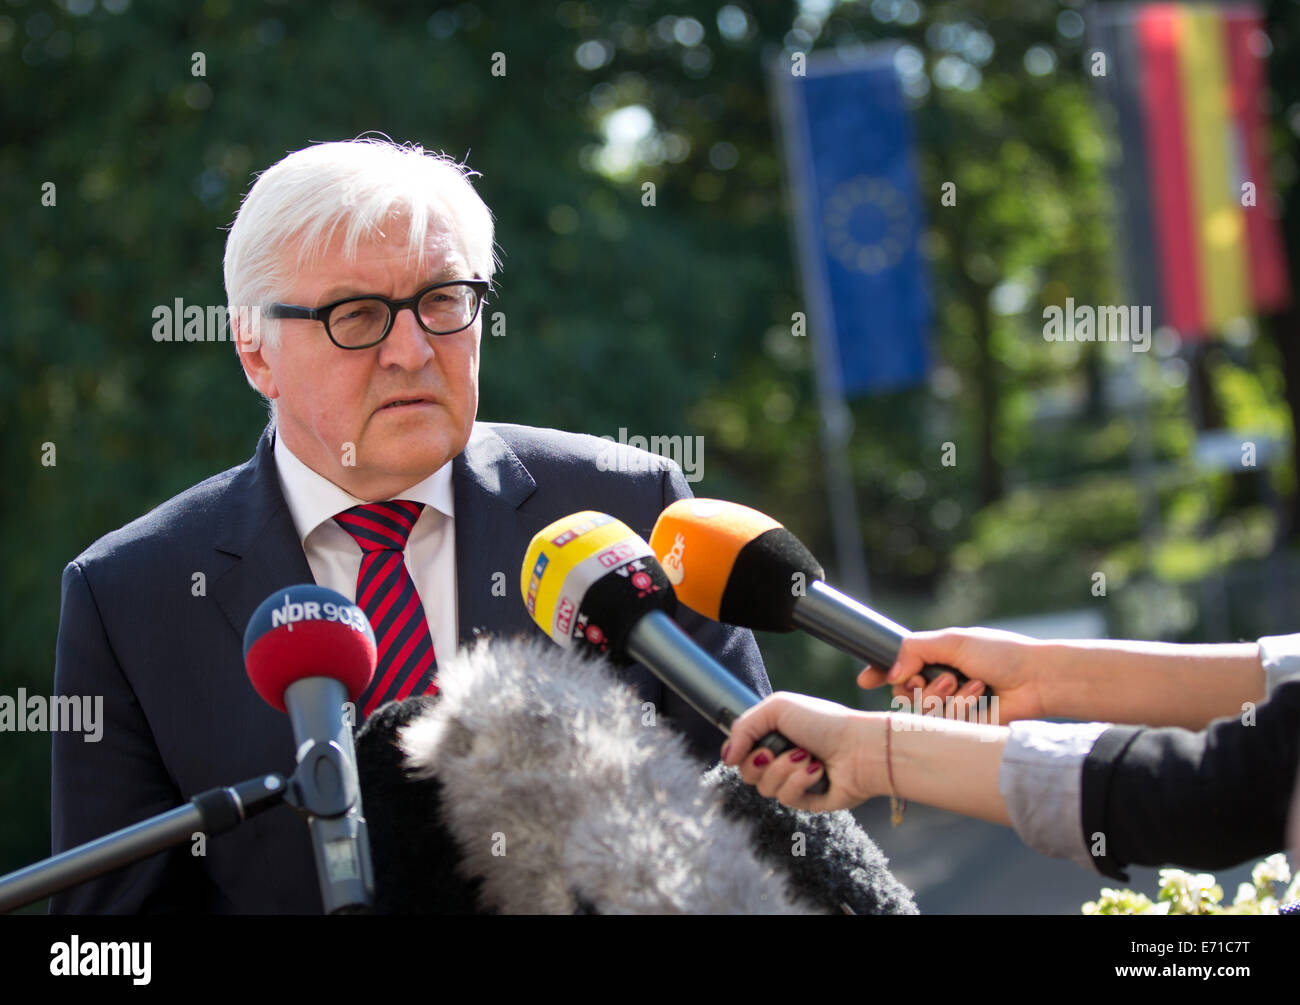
[377,304,435,369]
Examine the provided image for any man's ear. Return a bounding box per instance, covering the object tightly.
[233,314,279,402]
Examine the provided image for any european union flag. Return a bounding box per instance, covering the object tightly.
[775,48,931,396]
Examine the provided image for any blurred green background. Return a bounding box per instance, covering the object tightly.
[2,0,1298,908]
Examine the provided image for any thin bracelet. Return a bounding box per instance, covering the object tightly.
[886,714,906,827]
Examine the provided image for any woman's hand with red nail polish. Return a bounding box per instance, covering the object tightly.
[721,691,878,811]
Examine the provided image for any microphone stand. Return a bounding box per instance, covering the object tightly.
[0,752,373,914]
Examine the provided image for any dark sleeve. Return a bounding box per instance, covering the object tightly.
[649,463,772,765]
[1081,679,1300,881]
[49,561,206,913]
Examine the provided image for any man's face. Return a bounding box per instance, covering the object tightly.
[241,218,482,501]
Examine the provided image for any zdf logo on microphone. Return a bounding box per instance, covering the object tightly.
[661,532,686,585]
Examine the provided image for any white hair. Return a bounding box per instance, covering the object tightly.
[223,137,498,414]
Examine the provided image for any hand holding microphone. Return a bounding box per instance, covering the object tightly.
[648,499,989,699]
[721,691,881,812]
[520,511,832,795]
[858,626,1049,723]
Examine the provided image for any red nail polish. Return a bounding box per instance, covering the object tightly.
[753,752,771,768]
[790,749,808,763]
[806,760,821,774]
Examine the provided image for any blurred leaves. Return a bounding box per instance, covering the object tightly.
[2,0,1299,882]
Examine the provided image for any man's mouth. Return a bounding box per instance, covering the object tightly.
[379,397,434,410]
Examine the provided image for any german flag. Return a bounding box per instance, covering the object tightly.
[1094,2,1290,340]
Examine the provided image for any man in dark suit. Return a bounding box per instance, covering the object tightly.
[50,138,770,913]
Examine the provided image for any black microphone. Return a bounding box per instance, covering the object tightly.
[243,584,378,914]
[520,511,830,795]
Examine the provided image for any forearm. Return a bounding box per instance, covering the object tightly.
[1037,640,1264,729]
[875,712,1122,871]
[871,713,1011,826]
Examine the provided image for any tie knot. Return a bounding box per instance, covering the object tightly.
[334,500,425,553]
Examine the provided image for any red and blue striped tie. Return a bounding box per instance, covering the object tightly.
[334,500,438,719]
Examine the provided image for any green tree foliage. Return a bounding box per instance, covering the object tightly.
[2,0,1297,899]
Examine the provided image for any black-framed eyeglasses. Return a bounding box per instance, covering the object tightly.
[265,278,491,350]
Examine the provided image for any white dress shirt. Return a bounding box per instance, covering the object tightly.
[272,432,458,664]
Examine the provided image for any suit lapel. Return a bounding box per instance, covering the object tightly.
[211,424,316,640]
[452,424,537,646]
[209,422,540,651]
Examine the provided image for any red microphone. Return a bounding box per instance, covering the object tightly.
[244,584,377,913]
[243,584,375,712]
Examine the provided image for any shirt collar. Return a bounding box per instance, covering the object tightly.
[273,429,454,545]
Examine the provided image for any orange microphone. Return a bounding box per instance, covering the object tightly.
[649,499,979,693]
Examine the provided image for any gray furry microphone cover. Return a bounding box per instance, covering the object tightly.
[354,635,917,915]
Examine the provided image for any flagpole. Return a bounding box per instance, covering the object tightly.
[1089,5,1164,614]
[768,52,871,602]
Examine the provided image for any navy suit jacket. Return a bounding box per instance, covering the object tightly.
[49,422,770,913]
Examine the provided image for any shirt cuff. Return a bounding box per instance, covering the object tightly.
[1257,634,1300,696]
[998,720,1110,872]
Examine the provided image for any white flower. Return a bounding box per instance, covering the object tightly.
[1158,869,1222,913]
[1251,853,1292,891]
